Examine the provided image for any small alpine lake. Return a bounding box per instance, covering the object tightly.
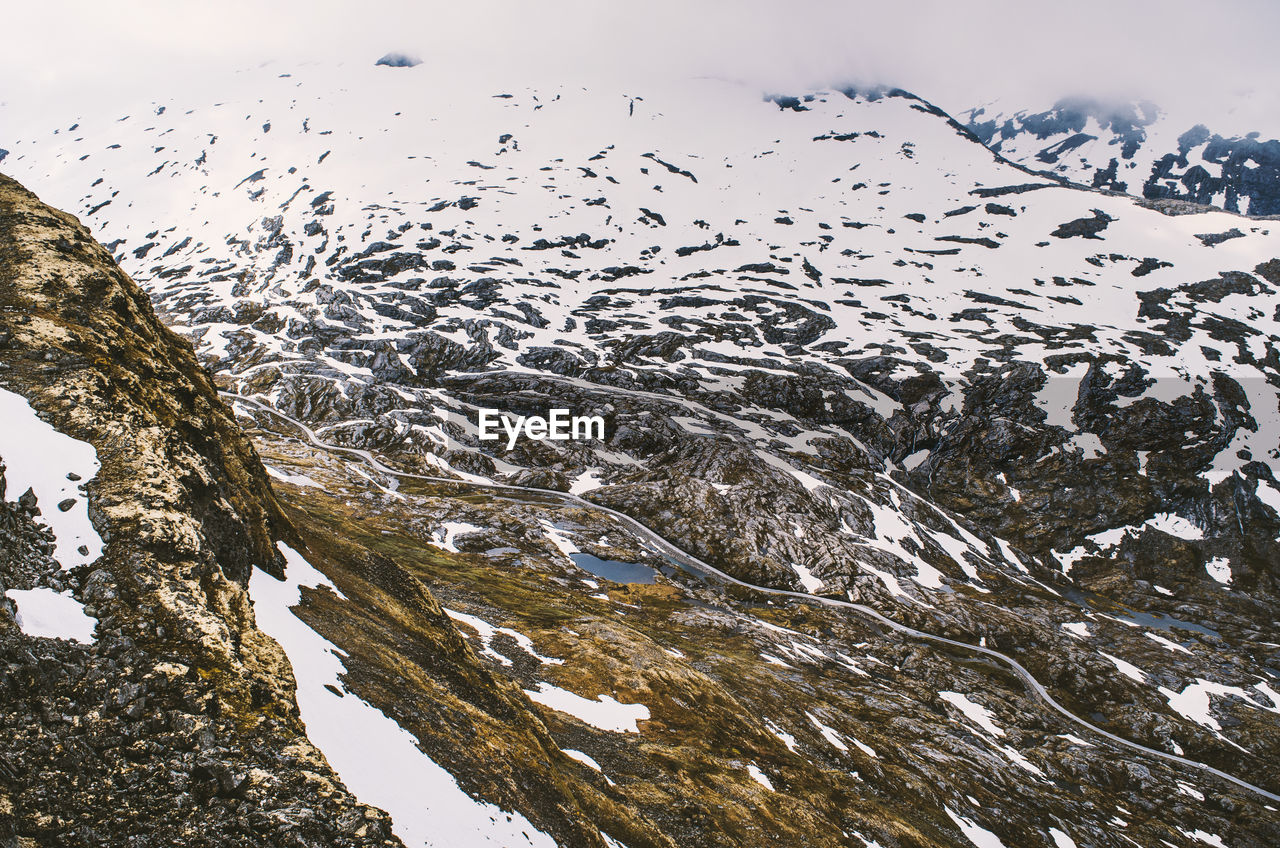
[570,552,656,584]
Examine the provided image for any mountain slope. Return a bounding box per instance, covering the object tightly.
[0,172,402,844]
[9,68,1276,609]
[4,62,1280,847]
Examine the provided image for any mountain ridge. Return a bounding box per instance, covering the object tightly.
[962,96,1280,217]
[0,171,403,845]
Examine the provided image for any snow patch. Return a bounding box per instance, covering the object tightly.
[1065,432,1106,459]
[1146,512,1204,540]
[569,469,603,495]
[765,720,798,752]
[524,682,650,733]
[1033,362,1087,430]
[562,749,602,771]
[945,807,1008,848]
[754,448,826,492]
[249,542,555,848]
[847,735,878,759]
[6,587,96,643]
[444,608,564,666]
[541,522,580,559]
[940,691,1004,737]
[1204,556,1231,585]
[805,711,848,752]
[1056,733,1093,748]
[746,764,774,791]
[997,744,1045,778]
[791,562,823,593]
[1159,678,1280,733]
[429,521,483,553]
[1254,479,1280,513]
[1061,622,1090,638]
[1144,632,1192,655]
[1099,651,1147,683]
[1178,829,1227,848]
[1176,781,1205,801]
[1048,828,1078,848]
[902,449,929,470]
[0,387,103,569]
[264,464,321,488]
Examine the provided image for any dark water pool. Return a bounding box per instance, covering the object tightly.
[570,552,656,584]
[1113,609,1219,637]
[1063,587,1220,637]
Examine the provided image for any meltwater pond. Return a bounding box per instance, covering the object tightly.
[570,553,656,584]
[1063,587,1220,637]
[1114,608,1220,637]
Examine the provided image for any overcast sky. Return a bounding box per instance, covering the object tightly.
[4,0,1279,134]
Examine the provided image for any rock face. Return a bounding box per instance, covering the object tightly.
[0,172,677,848]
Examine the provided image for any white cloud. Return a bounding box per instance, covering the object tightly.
[3,0,1278,136]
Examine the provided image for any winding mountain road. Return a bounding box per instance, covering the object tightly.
[226,390,1280,804]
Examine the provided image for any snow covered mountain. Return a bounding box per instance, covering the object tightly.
[4,61,1280,848]
[962,97,1280,216]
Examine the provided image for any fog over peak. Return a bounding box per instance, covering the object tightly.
[4,0,1278,137]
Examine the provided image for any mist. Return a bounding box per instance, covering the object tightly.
[3,0,1278,135]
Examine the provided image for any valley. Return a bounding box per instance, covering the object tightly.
[2,56,1279,847]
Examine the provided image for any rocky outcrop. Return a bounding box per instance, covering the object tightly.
[0,174,400,846]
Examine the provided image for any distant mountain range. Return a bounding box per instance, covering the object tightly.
[962,97,1280,216]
